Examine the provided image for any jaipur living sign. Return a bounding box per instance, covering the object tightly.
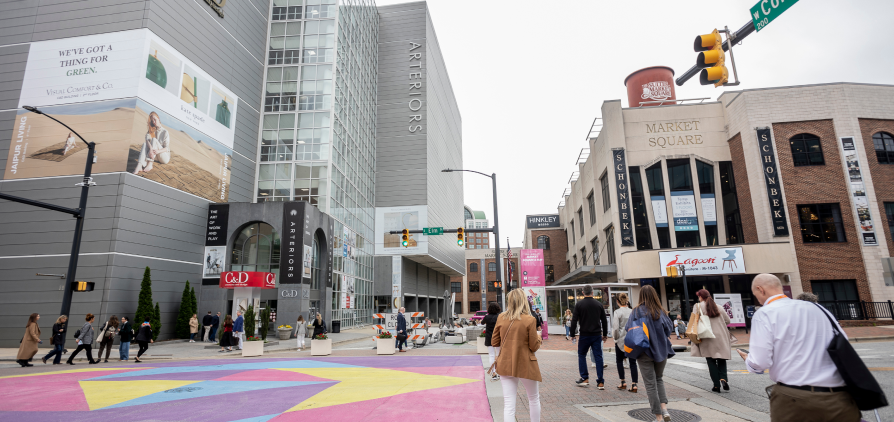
[756,128,789,236]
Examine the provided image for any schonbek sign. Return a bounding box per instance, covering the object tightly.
[219,271,276,289]
[658,247,746,276]
[526,215,560,229]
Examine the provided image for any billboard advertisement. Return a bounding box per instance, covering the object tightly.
[519,249,545,287]
[659,247,745,276]
[6,98,232,202]
[714,293,745,327]
[374,205,428,255]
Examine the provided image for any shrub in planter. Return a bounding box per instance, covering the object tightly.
[313,333,329,340]
[479,330,486,338]
[377,331,393,339]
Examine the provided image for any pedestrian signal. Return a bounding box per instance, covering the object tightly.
[71,281,95,292]
[401,229,410,247]
[666,266,681,278]
[457,228,464,246]
[694,29,728,87]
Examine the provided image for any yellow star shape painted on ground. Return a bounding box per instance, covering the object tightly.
[278,367,477,412]
[79,380,200,410]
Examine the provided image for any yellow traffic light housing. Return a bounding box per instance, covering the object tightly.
[694,29,728,87]
[71,281,95,292]
[457,227,464,246]
[401,229,409,247]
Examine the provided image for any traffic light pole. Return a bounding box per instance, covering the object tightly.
[676,20,755,86]
[0,106,95,346]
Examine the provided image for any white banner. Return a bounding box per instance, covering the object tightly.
[391,255,402,311]
[659,247,745,276]
[651,196,668,227]
[17,28,239,149]
[701,194,716,224]
[340,275,354,309]
[714,293,745,327]
[375,205,428,255]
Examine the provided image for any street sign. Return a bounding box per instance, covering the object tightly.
[422,227,443,235]
[751,0,799,32]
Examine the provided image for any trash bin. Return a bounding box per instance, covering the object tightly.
[331,320,341,334]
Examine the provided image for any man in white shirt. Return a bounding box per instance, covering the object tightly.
[737,274,859,422]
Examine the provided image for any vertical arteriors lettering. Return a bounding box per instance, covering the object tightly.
[756,128,789,236]
[280,202,304,284]
[408,41,423,133]
[613,149,635,246]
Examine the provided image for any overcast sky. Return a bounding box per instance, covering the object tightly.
[375,0,894,248]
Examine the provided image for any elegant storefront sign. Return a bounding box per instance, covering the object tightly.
[526,215,560,229]
[203,204,228,280]
[659,247,746,276]
[280,202,304,284]
[841,137,878,246]
[613,149,634,246]
[756,128,789,236]
[651,196,668,227]
[519,249,545,287]
[671,191,698,231]
[219,271,276,289]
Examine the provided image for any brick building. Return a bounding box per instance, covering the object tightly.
[463,205,491,249]
[546,69,894,325]
[449,248,519,316]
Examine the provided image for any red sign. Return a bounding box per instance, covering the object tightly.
[219,271,276,289]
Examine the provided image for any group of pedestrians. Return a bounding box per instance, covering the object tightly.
[15,313,144,366]
[218,311,245,353]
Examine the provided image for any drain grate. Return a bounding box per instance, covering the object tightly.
[627,408,702,422]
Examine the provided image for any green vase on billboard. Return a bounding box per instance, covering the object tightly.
[216,98,231,128]
[146,51,167,88]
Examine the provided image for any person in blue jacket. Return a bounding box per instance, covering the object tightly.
[395,307,408,352]
[626,285,675,422]
[233,311,244,350]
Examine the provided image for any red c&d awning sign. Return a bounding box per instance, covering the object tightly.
[219,271,276,289]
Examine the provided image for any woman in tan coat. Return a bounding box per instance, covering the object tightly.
[491,289,542,422]
[689,289,732,393]
[189,314,199,342]
[17,313,41,367]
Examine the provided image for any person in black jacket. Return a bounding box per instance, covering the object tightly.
[482,302,502,379]
[202,312,213,342]
[119,317,133,361]
[570,285,608,389]
[210,312,221,342]
[42,315,67,365]
[395,308,407,352]
[134,318,154,363]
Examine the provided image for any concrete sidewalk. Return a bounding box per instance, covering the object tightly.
[0,327,374,362]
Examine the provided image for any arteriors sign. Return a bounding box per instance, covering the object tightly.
[204,0,225,17]
[756,128,789,236]
[613,149,635,246]
[408,42,424,133]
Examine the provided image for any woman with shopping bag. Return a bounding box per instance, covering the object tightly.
[689,289,731,393]
[625,285,675,422]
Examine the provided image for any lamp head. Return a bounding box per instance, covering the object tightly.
[441,169,453,173]
[23,106,42,114]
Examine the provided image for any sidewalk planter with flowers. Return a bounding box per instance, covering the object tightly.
[376,331,395,355]
[242,336,264,357]
[477,331,488,354]
[277,325,293,340]
[311,333,331,356]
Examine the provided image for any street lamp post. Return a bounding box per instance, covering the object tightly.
[677,264,690,317]
[442,169,503,309]
[0,106,96,344]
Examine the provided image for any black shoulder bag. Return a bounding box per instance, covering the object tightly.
[813,303,888,410]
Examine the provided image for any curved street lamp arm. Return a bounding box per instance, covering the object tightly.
[25,108,91,147]
[443,168,493,179]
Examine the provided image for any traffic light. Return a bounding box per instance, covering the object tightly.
[457,227,464,246]
[401,229,409,247]
[694,29,728,87]
[71,281,95,292]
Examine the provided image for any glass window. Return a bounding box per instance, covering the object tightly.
[812,280,859,302]
[587,191,596,226]
[696,161,718,246]
[580,247,588,265]
[790,133,825,166]
[469,262,478,272]
[488,262,496,272]
[451,282,461,293]
[257,162,292,201]
[569,220,576,244]
[572,255,577,268]
[646,163,671,249]
[605,226,616,265]
[231,222,280,274]
[600,174,610,211]
[590,237,599,265]
[469,282,480,292]
[629,166,653,250]
[873,132,894,164]
[798,203,846,243]
[537,235,550,250]
[719,162,744,245]
[545,265,554,283]
[469,301,480,313]
[666,159,693,192]
[577,208,585,237]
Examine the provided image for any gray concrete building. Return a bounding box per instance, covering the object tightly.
[0,0,463,346]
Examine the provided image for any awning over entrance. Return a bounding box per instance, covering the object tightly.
[552,264,617,286]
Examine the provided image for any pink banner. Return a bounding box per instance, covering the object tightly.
[520,249,545,287]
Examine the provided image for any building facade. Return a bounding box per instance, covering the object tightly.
[449,248,518,316]
[463,205,490,249]
[552,70,894,324]
[0,0,463,346]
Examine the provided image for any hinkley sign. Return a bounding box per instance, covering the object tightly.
[526,215,560,229]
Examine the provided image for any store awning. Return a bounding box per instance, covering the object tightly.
[552,264,617,286]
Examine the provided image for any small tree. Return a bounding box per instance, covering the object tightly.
[175,281,192,339]
[134,267,154,329]
[259,307,270,341]
[244,304,256,338]
[189,286,198,317]
[152,302,162,341]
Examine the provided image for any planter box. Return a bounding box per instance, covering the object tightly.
[277,329,292,340]
[477,337,488,354]
[376,338,395,355]
[311,338,332,356]
[242,341,264,357]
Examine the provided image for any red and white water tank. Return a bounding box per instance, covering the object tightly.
[624,66,676,107]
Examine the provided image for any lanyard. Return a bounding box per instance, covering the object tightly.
[765,295,788,305]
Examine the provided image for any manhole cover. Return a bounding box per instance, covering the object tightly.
[627,408,701,422]
[164,387,203,393]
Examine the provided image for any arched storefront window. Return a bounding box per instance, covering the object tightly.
[231,222,280,274]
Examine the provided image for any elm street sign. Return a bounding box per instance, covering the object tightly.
[751,0,799,32]
[422,227,443,235]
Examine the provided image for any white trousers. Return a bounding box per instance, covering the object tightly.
[297,337,305,349]
[500,375,540,422]
[236,332,244,349]
[487,346,501,367]
[203,326,211,342]
[137,137,171,168]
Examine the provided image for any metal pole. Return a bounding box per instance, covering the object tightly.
[491,173,503,309]
[680,266,690,317]
[59,142,96,345]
